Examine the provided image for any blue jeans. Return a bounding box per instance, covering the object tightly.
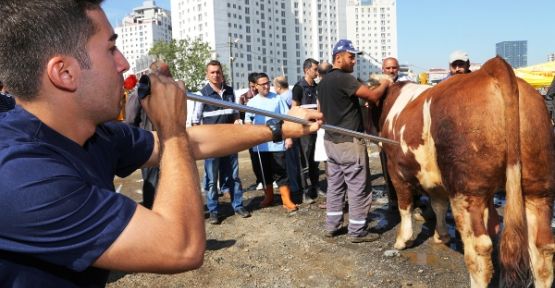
[205,153,244,213]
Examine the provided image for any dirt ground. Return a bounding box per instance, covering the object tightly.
[108,144,477,288]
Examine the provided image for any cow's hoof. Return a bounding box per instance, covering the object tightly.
[413,212,426,222]
[393,240,412,250]
[433,233,450,244]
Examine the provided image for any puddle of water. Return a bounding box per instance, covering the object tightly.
[403,251,440,266]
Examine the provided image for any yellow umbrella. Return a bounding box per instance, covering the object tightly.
[514,70,553,88]
[515,61,555,88]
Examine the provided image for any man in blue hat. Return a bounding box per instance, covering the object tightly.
[317,39,391,243]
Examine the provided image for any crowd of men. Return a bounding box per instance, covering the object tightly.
[0,0,521,286]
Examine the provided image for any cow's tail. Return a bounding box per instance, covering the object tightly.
[484,57,530,285]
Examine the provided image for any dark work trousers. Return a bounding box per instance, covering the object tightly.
[141,167,159,209]
[324,139,372,237]
[285,139,303,203]
[249,148,263,185]
[253,151,289,187]
[299,133,320,198]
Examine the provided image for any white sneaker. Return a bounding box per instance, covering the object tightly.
[256,182,263,190]
[273,181,278,188]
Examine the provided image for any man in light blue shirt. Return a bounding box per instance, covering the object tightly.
[245,73,298,212]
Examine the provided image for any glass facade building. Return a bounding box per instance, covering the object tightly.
[496,40,527,68]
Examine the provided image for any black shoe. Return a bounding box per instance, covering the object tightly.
[324,229,339,238]
[303,194,316,204]
[348,231,380,243]
[209,212,220,225]
[235,207,251,218]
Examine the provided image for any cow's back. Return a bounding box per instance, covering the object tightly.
[380,65,511,195]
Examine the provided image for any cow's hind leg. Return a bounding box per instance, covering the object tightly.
[428,189,450,244]
[525,196,555,288]
[451,194,494,288]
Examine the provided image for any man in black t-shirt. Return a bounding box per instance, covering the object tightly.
[292,58,321,203]
[317,39,391,243]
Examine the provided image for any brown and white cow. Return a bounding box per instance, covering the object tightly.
[377,57,555,287]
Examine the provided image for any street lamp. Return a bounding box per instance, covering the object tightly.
[228,36,240,88]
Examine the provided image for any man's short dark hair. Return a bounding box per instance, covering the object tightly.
[303,58,318,72]
[206,60,223,71]
[248,72,260,84]
[254,72,269,84]
[0,0,103,100]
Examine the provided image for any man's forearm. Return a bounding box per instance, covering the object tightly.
[187,124,272,159]
[153,133,205,268]
[145,107,322,164]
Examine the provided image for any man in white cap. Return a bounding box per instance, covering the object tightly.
[448,50,471,76]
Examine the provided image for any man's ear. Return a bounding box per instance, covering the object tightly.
[46,56,79,92]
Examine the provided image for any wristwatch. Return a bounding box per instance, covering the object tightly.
[266,119,284,143]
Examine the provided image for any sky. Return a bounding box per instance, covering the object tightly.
[103,0,555,73]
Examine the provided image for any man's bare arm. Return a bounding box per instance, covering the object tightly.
[355,79,391,104]
[143,106,323,166]
[94,74,205,273]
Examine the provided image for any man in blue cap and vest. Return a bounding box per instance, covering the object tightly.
[317,39,391,243]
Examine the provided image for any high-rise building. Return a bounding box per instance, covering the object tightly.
[548,52,555,62]
[346,0,397,79]
[115,0,172,74]
[496,41,527,68]
[171,0,396,89]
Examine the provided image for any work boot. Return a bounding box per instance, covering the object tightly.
[208,212,220,225]
[259,186,274,208]
[279,185,298,212]
[303,193,316,204]
[348,231,380,243]
[324,229,339,238]
[235,207,251,218]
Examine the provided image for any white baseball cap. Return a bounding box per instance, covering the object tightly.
[449,50,469,64]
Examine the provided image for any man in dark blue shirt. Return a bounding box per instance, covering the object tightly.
[0,1,323,287]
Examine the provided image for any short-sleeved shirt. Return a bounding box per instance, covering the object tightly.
[244,92,289,152]
[0,106,154,287]
[279,90,293,108]
[317,68,363,143]
[191,83,238,125]
[292,78,318,108]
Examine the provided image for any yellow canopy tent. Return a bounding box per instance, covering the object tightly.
[514,61,555,88]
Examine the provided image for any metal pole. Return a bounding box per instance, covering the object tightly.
[255,146,267,190]
[228,36,234,88]
[185,92,399,146]
[135,74,399,146]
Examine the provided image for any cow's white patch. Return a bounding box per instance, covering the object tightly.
[407,98,443,190]
[384,83,431,139]
[394,207,413,250]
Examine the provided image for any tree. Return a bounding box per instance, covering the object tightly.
[149,37,211,92]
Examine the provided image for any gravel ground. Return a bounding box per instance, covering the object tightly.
[109,145,475,288]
